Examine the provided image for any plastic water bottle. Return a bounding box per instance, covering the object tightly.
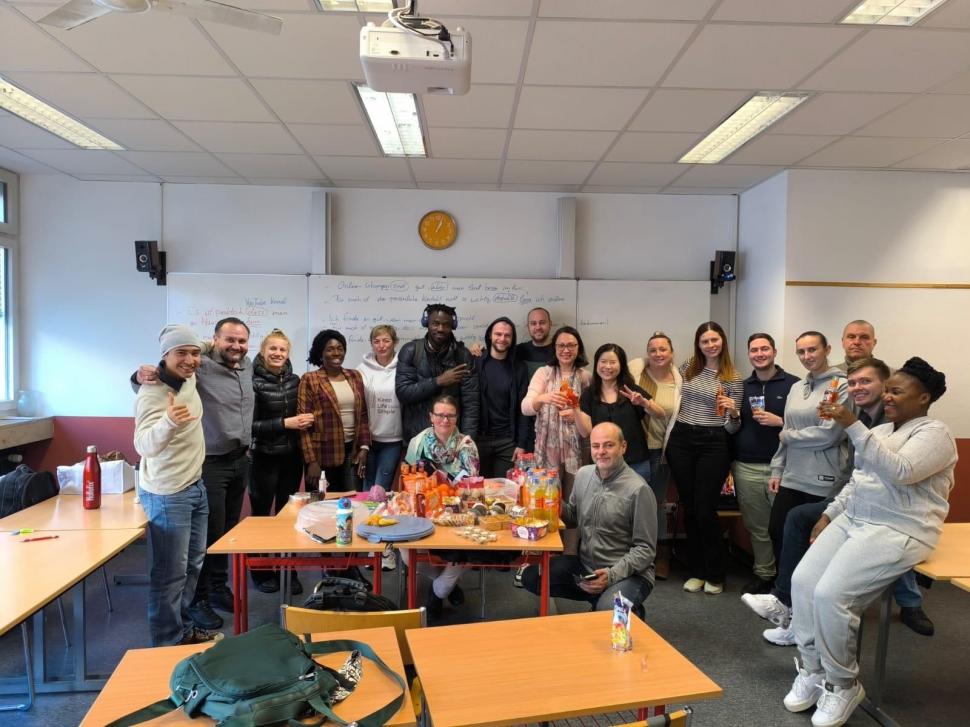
[83,445,101,510]
[336,497,353,546]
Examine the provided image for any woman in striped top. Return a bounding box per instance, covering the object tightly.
[664,321,743,595]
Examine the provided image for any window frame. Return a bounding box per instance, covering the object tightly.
[0,167,20,411]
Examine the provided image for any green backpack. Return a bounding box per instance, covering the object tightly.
[107,623,406,727]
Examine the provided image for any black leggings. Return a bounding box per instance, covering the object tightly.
[249,450,304,516]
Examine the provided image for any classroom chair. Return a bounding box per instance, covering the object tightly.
[616,706,693,727]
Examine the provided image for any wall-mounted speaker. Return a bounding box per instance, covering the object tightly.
[710,250,737,294]
[134,240,166,285]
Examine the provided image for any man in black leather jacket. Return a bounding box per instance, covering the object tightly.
[395,304,479,443]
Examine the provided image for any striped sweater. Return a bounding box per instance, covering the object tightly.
[675,362,742,430]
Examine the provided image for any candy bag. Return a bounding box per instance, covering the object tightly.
[611,592,633,652]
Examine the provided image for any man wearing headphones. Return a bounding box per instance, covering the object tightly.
[395,304,479,442]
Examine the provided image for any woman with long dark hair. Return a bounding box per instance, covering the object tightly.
[664,321,742,594]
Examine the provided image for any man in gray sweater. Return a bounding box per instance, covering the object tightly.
[522,422,657,618]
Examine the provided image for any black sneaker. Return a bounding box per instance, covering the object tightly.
[210,587,235,613]
[447,585,465,607]
[179,627,220,645]
[187,600,223,630]
[900,606,934,636]
[290,573,304,596]
[742,577,774,595]
[425,591,443,620]
[252,572,280,594]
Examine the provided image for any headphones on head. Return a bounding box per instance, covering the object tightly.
[421,304,458,330]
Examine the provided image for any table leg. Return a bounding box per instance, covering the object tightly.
[232,554,241,635]
[539,551,550,617]
[859,588,901,727]
[407,552,418,609]
[373,552,382,595]
[240,554,249,633]
[0,623,34,711]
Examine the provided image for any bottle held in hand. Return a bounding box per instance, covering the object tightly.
[715,384,726,417]
[818,379,840,420]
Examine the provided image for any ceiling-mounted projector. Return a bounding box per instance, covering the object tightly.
[360,12,471,95]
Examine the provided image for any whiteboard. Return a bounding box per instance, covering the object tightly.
[308,275,578,366]
[167,273,310,374]
[577,280,712,365]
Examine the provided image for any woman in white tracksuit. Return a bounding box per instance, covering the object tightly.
[783,357,956,727]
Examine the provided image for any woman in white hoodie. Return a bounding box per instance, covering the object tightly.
[357,324,404,491]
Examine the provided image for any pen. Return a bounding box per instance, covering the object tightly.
[10,528,34,536]
[22,535,59,543]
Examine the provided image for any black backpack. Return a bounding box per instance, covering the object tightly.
[304,577,399,612]
[0,465,59,518]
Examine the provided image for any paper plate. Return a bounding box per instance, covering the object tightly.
[356,516,435,543]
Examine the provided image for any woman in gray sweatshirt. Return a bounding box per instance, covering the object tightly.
[768,331,848,567]
[784,357,956,727]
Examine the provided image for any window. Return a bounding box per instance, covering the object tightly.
[0,180,6,224]
[0,166,18,406]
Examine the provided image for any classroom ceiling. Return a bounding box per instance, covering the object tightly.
[6,0,970,194]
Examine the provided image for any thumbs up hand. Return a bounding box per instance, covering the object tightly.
[166,391,197,426]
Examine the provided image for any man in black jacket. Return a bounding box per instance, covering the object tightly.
[474,317,533,478]
[396,304,479,443]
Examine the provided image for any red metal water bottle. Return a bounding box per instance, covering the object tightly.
[83,445,101,510]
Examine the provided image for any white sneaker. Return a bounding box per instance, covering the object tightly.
[703,581,723,594]
[741,592,791,627]
[683,578,705,593]
[811,681,866,727]
[783,658,825,713]
[763,624,797,646]
[381,551,397,571]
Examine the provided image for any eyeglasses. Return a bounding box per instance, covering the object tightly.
[431,412,457,421]
[556,342,579,351]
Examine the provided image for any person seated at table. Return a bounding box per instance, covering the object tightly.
[404,395,480,619]
[522,422,657,619]
[784,357,956,727]
[134,325,214,646]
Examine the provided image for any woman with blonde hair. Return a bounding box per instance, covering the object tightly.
[629,332,683,579]
[357,324,404,491]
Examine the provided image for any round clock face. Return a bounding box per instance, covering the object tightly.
[419,210,458,250]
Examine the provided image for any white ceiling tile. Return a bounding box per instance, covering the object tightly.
[417,182,499,191]
[332,179,416,189]
[75,174,161,182]
[664,187,741,195]
[427,128,507,158]
[803,29,970,93]
[932,69,970,93]
[314,156,412,181]
[80,119,201,152]
[673,164,784,188]
[244,179,328,187]
[798,137,944,167]
[0,146,65,173]
[629,89,749,133]
[501,183,581,192]
[502,159,596,184]
[582,185,664,194]
[507,129,617,161]
[0,7,89,72]
[410,158,501,183]
[288,124,379,156]
[120,151,237,176]
[202,15,361,79]
[23,149,147,175]
[251,79,363,124]
[893,139,970,169]
[162,176,247,184]
[770,92,912,135]
[0,115,75,149]
[217,153,324,179]
[515,86,648,130]
[112,76,275,121]
[586,162,683,186]
[665,24,860,89]
[422,85,516,128]
[712,0,854,23]
[606,132,700,163]
[525,20,694,86]
[438,18,529,84]
[40,13,234,76]
[4,72,155,119]
[725,134,836,165]
[539,0,715,21]
[855,94,970,138]
[921,0,970,28]
[173,122,303,154]
[420,1,532,16]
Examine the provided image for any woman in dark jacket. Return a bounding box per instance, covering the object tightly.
[250,329,313,593]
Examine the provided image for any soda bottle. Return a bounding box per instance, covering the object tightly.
[715,384,726,417]
[83,445,101,510]
[818,379,840,420]
[544,475,560,532]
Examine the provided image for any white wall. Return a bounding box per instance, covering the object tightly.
[20,178,737,417]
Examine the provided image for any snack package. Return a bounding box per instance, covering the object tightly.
[611,592,633,652]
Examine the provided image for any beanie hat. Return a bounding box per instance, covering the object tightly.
[898,356,947,403]
[159,324,202,357]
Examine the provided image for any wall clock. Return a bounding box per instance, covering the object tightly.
[418,210,458,250]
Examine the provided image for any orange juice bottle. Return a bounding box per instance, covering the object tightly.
[715,384,726,417]
[818,379,840,420]
[544,475,560,532]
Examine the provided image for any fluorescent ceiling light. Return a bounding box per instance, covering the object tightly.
[314,0,394,11]
[0,76,122,151]
[354,83,426,157]
[841,0,949,26]
[679,92,811,165]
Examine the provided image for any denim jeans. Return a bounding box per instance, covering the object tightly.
[521,555,652,618]
[363,440,403,489]
[139,481,208,646]
[195,451,249,602]
[647,448,669,540]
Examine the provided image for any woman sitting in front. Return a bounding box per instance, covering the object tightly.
[405,395,479,619]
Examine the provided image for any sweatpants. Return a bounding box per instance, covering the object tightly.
[791,514,932,686]
[732,461,775,580]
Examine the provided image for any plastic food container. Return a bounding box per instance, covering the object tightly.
[511,519,549,541]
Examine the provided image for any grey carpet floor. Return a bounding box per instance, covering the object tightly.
[2,538,968,726]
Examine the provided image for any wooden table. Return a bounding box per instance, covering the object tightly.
[80,626,416,726]
[914,522,970,581]
[207,516,383,634]
[0,491,147,532]
[395,526,563,617]
[0,528,146,708]
[406,611,721,727]
[951,576,970,593]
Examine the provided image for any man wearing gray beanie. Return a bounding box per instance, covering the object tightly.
[134,324,213,646]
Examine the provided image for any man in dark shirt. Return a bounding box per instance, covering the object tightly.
[515,307,553,380]
[732,333,799,596]
[473,317,532,477]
